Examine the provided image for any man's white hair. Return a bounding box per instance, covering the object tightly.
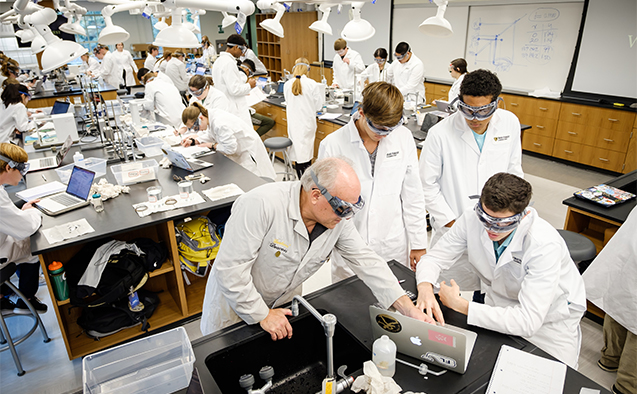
[300,156,354,193]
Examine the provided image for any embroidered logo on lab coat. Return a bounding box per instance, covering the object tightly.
[512,256,522,264]
[270,238,289,256]
[493,135,510,142]
[386,151,400,159]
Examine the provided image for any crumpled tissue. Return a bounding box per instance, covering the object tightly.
[351,361,402,394]
[90,178,130,201]
[528,87,561,99]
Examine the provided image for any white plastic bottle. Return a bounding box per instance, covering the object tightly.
[73,151,84,164]
[372,335,397,377]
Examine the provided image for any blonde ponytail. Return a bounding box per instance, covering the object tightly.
[291,57,310,96]
[182,102,209,124]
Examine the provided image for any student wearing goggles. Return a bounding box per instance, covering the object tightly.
[331,38,364,89]
[391,42,425,104]
[310,169,364,220]
[227,43,247,55]
[0,153,29,176]
[474,201,525,237]
[361,48,390,85]
[317,82,429,281]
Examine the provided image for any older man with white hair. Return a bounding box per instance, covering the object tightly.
[201,157,433,338]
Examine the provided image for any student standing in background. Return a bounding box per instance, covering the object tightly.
[387,42,425,104]
[360,48,390,85]
[144,44,159,71]
[331,38,364,90]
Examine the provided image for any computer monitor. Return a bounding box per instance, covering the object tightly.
[51,101,71,115]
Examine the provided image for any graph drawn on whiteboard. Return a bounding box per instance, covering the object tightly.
[467,8,562,72]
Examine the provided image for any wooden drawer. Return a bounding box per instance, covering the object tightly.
[257,102,283,123]
[559,103,591,125]
[316,119,335,139]
[594,128,632,153]
[581,145,626,172]
[433,83,451,97]
[624,131,636,173]
[501,94,529,118]
[527,98,561,119]
[556,121,586,144]
[522,133,554,155]
[553,139,584,163]
[596,108,636,132]
[278,108,288,127]
[524,115,558,138]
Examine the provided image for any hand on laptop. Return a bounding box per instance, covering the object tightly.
[260,308,293,341]
[392,294,436,324]
[438,279,469,316]
[416,282,446,325]
[22,199,40,210]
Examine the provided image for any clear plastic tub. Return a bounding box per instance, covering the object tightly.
[55,158,108,184]
[82,327,195,394]
[110,159,159,186]
[135,136,165,157]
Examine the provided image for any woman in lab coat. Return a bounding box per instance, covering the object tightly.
[140,72,185,128]
[112,43,138,93]
[360,48,390,85]
[446,58,467,106]
[0,84,33,143]
[318,82,428,281]
[78,53,90,74]
[416,173,586,368]
[180,102,276,180]
[187,75,230,112]
[283,58,324,178]
[165,52,189,92]
[154,52,172,74]
[97,46,123,90]
[144,45,159,72]
[200,36,216,68]
[87,46,102,79]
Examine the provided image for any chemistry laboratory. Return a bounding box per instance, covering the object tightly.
[0,0,635,393]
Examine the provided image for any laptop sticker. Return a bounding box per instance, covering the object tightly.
[428,329,457,347]
[423,352,457,368]
[375,314,402,333]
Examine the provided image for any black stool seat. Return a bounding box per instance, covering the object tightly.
[264,137,293,150]
[557,230,597,262]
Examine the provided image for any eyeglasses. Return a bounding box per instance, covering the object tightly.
[374,58,386,64]
[190,83,208,97]
[365,115,405,136]
[474,203,524,234]
[310,170,364,219]
[0,154,30,176]
[454,97,501,121]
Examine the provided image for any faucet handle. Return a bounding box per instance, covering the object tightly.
[337,365,348,380]
[239,374,255,390]
[259,366,275,381]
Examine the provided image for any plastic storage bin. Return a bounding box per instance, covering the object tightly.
[82,327,195,394]
[55,158,108,184]
[110,159,159,186]
[135,136,165,157]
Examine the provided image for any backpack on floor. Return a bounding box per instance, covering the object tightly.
[77,289,160,339]
[175,216,221,278]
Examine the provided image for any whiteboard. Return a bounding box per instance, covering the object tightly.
[393,5,469,83]
[466,3,584,93]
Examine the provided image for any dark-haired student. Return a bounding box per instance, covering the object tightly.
[0,84,33,143]
[415,173,586,368]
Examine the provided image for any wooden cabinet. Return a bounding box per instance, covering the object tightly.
[522,133,554,156]
[314,119,336,158]
[255,12,318,81]
[309,65,333,85]
[624,126,636,173]
[559,103,591,125]
[524,116,558,139]
[432,84,450,102]
[424,82,436,104]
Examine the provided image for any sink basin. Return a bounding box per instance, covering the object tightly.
[205,309,370,393]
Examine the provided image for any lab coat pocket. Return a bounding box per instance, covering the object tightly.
[376,162,404,196]
[498,263,524,299]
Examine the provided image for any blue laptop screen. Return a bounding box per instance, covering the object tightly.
[51,101,70,115]
[66,166,95,200]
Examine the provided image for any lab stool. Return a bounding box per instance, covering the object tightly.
[264,137,296,181]
[0,260,51,376]
[557,230,597,273]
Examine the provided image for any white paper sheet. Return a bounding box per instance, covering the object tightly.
[172,145,211,159]
[318,113,343,120]
[132,192,206,217]
[202,183,244,202]
[246,87,268,107]
[16,181,66,202]
[42,218,95,245]
[486,345,566,394]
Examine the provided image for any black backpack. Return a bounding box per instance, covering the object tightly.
[77,289,160,339]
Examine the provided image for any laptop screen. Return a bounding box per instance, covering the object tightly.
[55,135,74,163]
[66,166,95,200]
[51,101,71,115]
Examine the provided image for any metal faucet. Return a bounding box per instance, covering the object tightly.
[239,366,274,394]
[291,295,337,379]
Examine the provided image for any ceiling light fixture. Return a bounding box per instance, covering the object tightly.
[309,4,333,36]
[341,2,375,42]
[419,0,453,37]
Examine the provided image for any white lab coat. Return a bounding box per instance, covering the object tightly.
[196,108,275,180]
[99,51,123,89]
[111,49,138,87]
[318,120,428,280]
[144,54,156,72]
[360,62,390,84]
[448,73,465,104]
[155,59,168,73]
[189,86,230,113]
[583,206,637,335]
[0,185,42,266]
[212,52,253,129]
[240,49,267,75]
[387,53,425,103]
[419,109,523,290]
[142,77,185,128]
[165,58,189,92]
[202,46,217,68]
[332,49,365,90]
[416,207,587,368]
[87,56,101,78]
[283,75,324,162]
[200,181,407,335]
[0,103,32,143]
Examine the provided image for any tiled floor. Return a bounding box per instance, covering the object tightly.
[0,154,621,394]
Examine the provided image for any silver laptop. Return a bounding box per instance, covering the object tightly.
[435,100,451,112]
[36,166,95,216]
[369,305,477,374]
[28,135,73,172]
[163,148,213,172]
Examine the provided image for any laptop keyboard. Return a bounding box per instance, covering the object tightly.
[51,193,82,207]
[40,157,56,167]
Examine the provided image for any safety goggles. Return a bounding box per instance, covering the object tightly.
[19,90,31,99]
[365,115,405,136]
[0,154,30,176]
[374,58,386,65]
[474,202,524,234]
[310,170,364,219]
[336,49,346,56]
[189,82,208,97]
[188,117,201,132]
[227,43,247,53]
[295,62,310,70]
[454,97,501,120]
[239,65,254,77]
